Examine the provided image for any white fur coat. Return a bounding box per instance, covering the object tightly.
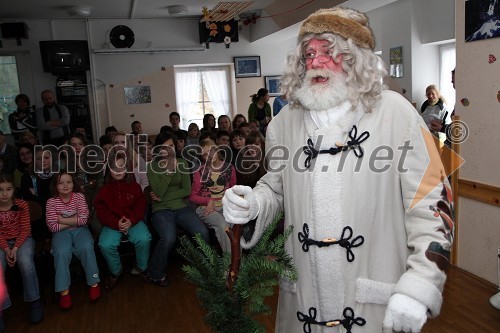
[244,90,453,333]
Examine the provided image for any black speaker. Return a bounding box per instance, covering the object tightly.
[1,22,29,39]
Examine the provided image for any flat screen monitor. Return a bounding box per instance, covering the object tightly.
[39,40,90,74]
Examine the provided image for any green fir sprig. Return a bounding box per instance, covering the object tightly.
[178,213,296,333]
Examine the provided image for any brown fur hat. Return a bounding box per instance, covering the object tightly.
[299,7,375,50]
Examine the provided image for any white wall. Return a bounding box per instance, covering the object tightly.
[0,18,297,137]
[367,0,413,101]
[409,0,441,109]
[455,0,500,284]
[87,18,296,135]
[420,0,455,44]
[366,0,455,107]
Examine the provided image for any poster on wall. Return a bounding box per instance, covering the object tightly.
[465,0,500,42]
[389,46,403,78]
[124,86,151,104]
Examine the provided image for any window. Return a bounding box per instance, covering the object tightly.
[440,44,456,112]
[0,55,21,134]
[174,66,231,129]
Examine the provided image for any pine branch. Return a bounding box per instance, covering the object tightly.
[179,212,297,333]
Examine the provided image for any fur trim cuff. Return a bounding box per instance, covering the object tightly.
[394,273,443,317]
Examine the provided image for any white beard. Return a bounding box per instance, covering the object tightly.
[294,69,349,111]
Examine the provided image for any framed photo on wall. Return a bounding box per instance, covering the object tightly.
[265,75,281,96]
[389,46,403,78]
[465,0,500,42]
[234,56,261,78]
[124,86,151,104]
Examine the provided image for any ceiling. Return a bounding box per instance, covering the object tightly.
[0,0,400,44]
[0,0,279,20]
[0,0,399,21]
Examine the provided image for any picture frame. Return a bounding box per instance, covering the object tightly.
[265,75,281,96]
[389,46,403,78]
[234,56,261,78]
[465,0,500,42]
[124,86,152,104]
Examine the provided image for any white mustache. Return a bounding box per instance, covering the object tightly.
[304,69,335,81]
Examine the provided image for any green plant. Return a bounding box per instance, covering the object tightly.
[178,213,296,333]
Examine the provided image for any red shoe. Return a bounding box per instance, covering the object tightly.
[89,284,101,301]
[59,292,72,309]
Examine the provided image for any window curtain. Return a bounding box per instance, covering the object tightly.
[440,44,456,112]
[202,67,230,118]
[175,68,201,129]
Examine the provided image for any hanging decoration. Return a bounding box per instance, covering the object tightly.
[224,36,232,48]
[199,3,249,48]
[241,0,316,25]
[200,2,254,23]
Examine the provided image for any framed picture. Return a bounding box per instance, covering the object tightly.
[124,86,151,104]
[234,56,261,78]
[389,46,403,78]
[465,0,500,42]
[265,75,281,96]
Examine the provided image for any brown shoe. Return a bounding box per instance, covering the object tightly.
[150,276,170,287]
[105,270,122,290]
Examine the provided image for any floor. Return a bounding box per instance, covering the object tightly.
[2,252,500,333]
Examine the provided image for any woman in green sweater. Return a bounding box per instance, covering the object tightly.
[247,88,271,135]
[147,132,209,287]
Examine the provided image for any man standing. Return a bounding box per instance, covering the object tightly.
[36,90,70,146]
[223,7,453,333]
[0,131,18,174]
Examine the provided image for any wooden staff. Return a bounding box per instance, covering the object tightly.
[226,224,242,291]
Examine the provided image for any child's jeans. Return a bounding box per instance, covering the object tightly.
[0,237,40,310]
[196,207,231,253]
[148,207,209,281]
[51,227,100,292]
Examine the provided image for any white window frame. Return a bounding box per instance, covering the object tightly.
[439,43,456,112]
[174,64,236,130]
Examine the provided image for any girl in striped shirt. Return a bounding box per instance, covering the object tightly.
[46,171,100,309]
[0,174,43,327]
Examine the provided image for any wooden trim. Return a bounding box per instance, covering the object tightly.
[457,179,500,207]
[450,115,460,265]
[449,265,498,289]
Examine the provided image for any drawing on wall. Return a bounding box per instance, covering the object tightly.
[265,76,281,96]
[389,46,403,78]
[465,0,500,42]
[124,86,151,104]
[234,56,261,78]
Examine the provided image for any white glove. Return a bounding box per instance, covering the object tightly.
[222,185,260,225]
[383,293,427,332]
